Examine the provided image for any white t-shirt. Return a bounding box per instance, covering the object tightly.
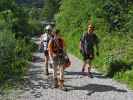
[41,33,50,50]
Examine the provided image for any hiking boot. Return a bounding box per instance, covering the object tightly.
[53,78,59,88]
[58,80,68,91]
[82,68,87,75]
[82,68,85,72]
[45,68,49,75]
[59,80,64,88]
[88,72,93,78]
[59,86,68,91]
[45,63,49,75]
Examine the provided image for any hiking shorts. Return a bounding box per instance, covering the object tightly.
[44,50,49,56]
[82,53,94,61]
[53,54,66,65]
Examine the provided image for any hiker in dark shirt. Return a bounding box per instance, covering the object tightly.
[80,24,99,78]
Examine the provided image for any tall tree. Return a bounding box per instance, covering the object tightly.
[42,0,61,21]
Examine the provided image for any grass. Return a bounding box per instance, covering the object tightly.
[62,30,133,90]
[114,69,133,89]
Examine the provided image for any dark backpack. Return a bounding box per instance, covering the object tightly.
[51,38,64,55]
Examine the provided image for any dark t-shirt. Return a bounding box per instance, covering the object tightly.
[80,32,99,55]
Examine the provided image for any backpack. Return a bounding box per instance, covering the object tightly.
[63,52,71,68]
[51,38,64,54]
[50,38,71,67]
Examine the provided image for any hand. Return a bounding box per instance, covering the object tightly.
[80,49,82,53]
[96,52,99,56]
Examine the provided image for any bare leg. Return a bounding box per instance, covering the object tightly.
[82,61,86,72]
[59,65,68,91]
[44,53,49,75]
[86,59,93,78]
[53,63,58,88]
[59,65,64,88]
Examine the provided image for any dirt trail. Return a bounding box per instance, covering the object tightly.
[0,37,133,100]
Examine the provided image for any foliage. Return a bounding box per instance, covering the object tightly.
[55,0,133,89]
[42,0,61,21]
[0,0,38,87]
[0,31,34,83]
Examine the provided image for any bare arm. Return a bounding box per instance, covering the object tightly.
[79,41,82,49]
[96,43,99,52]
[48,40,53,58]
[95,40,99,56]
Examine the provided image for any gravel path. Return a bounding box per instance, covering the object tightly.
[0,37,133,100]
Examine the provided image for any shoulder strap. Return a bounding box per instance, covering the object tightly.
[54,38,63,50]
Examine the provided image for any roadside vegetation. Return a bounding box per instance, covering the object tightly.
[55,0,133,89]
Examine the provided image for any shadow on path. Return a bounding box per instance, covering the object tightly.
[19,54,53,98]
[65,71,106,78]
[66,83,127,95]
[32,55,44,63]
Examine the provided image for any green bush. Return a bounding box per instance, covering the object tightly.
[0,0,39,89]
[114,69,133,89]
[55,0,133,89]
[0,30,34,83]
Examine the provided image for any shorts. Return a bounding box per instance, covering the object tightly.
[44,50,49,56]
[53,54,66,65]
[82,53,94,61]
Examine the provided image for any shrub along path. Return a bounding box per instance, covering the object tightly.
[0,37,133,100]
